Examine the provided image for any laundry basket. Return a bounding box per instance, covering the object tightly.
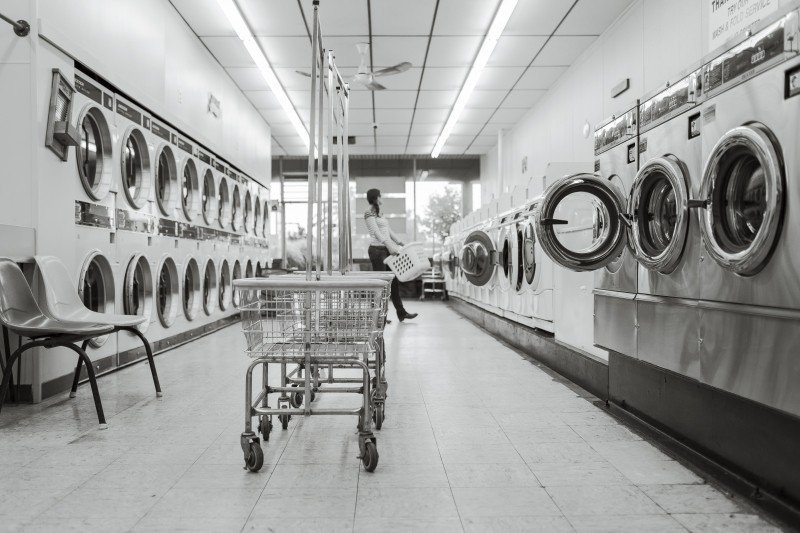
[384,242,430,282]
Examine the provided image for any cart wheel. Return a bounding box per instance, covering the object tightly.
[279,406,290,430]
[372,403,384,430]
[245,443,264,472]
[361,441,379,472]
[259,416,272,441]
[310,391,317,403]
[290,385,303,408]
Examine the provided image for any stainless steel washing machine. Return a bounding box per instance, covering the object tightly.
[695,7,800,416]
[516,199,555,330]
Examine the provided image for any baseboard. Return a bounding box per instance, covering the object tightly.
[40,314,240,400]
[449,295,608,400]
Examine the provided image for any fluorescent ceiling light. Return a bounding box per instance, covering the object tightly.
[216,0,309,148]
[431,0,518,158]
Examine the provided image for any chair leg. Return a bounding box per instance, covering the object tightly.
[0,342,38,414]
[63,344,106,427]
[1,326,15,403]
[69,339,90,399]
[120,326,162,397]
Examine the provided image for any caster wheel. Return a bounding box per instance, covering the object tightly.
[372,403,384,430]
[245,443,264,472]
[290,385,303,408]
[361,441,379,472]
[259,416,272,441]
[279,406,290,430]
[310,391,317,403]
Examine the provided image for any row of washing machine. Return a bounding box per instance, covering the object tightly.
[442,4,800,418]
[39,60,274,376]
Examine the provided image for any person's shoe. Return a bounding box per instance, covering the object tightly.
[399,312,418,322]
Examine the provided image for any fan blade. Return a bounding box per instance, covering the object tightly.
[373,62,412,77]
[295,70,312,77]
[365,80,386,91]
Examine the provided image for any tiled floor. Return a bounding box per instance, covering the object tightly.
[0,302,786,532]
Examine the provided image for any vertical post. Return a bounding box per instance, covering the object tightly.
[305,2,320,282]
[315,47,325,278]
[279,158,287,268]
[326,52,335,275]
[337,89,347,273]
[343,91,352,270]
[412,158,417,242]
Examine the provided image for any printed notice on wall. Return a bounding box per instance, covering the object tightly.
[709,0,779,49]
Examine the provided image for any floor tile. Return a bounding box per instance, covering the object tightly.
[641,484,743,514]
[463,515,574,532]
[357,462,450,488]
[251,488,357,518]
[672,513,783,532]
[546,485,666,516]
[529,461,630,486]
[267,462,358,488]
[452,486,562,518]
[355,487,459,519]
[444,462,541,488]
[568,514,688,532]
[614,459,704,485]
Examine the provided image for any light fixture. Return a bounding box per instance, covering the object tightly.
[431,0,518,158]
[418,170,429,182]
[216,0,309,148]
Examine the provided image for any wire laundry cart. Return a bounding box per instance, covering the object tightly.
[236,277,388,472]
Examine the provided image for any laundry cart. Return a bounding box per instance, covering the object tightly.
[236,277,389,472]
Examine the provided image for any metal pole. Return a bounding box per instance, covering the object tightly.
[326,52,335,275]
[0,12,30,37]
[315,45,325,278]
[305,2,319,281]
[337,92,346,273]
[343,91,352,270]
[412,158,417,242]
[279,158,286,268]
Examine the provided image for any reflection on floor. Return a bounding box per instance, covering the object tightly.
[0,302,783,532]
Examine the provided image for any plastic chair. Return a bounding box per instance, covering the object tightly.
[33,256,162,398]
[0,258,113,426]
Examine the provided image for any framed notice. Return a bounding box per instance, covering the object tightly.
[708,0,779,50]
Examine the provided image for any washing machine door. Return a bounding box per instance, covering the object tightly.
[700,125,783,276]
[521,220,537,288]
[534,173,628,271]
[447,246,458,279]
[514,223,527,294]
[628,155,691,274]
[497,226,514,292]
[460,230,496,287]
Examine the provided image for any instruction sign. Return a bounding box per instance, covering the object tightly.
[709,0,779,49]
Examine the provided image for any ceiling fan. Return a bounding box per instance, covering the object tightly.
[296,43,411,91]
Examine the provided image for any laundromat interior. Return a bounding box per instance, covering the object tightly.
[1,0,799,531]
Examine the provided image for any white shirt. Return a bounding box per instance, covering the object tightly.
[364,207,403,253]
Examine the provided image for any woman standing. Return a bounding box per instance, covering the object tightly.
[364,188,417,322]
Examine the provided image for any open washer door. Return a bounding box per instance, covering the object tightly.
[521,218,538,290]
[699,124,784,276]
[534,174,629,271]
[460,229,496,287]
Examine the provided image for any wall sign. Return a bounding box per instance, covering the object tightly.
[709,0,779,50]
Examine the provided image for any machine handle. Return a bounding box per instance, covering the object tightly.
[618,213,633,227]
[688,198,710,209]
[540,218,568,226]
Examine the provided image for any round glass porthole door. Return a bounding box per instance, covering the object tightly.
[181,159,201,221]
[244,192,253,234]
[232,260,242,306]
[156,257,179,327]
[123,254,153,333]
[202,259,217,315]
[155,145,178,216]
[120,127,151,209]
[76,106,113,200]
[201,170,216,225]
[629,156,690,274]
[498,227,514,291]
[515,223,526,293]
[534,174,628,272]
[460,230,496,287]
[263,201,270,237]
[700,124,784,276]
[447,248,457,279]
[219,259,231,311]
[245,260,254,278]
[218,178,231,229]
[253,201,261,237]
[78,252,115,347]
[231,186,242,231]
[183,257,201,320]
[522,221,537,287]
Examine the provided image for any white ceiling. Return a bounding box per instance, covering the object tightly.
[170,0,634,156]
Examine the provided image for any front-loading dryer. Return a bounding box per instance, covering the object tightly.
[516,199,555,331]
[693,7,800,416]
[634,67,705,379]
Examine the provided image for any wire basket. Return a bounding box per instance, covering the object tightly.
[384,242,430,282]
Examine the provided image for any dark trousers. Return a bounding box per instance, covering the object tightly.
[368,245,405,316]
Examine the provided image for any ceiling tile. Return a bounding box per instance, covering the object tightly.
[350,146,378,155]
[557,0,635,35]
[426,36,482,67]
[475,67,525,90]
[504,0,572,35]
[420,67,468,91]
[412,108,450,123]
[533,36,598,66]
[170,0,233,37]
[465,146,491,154]
[273,68,315,91]
[226,67,268,91]
[451,122,483,136]
[238,0,307,36]
[439,145,466,155]
[481,122,515,136]
[372,0,437,35]
[372,37,429,70]
[406,135,439,146]
[487,36,548,67]
[270,123,297,136]
[259,108,291,125]
[201,37,253,68]
[346,90,373,109]
[287,90,312,109]
[275,135,306,148]
[516,66,568,89]
[491,107,527,123]
[405,145,433,154]
[467,90,507,108]
[256,36,311,68]
[410,122,443,135]
[299,0,368,36]
[379,135,413,146]
[373,123,411,135]
[358,68,421,90]
[471,134,497,146]
[374,91,418,109]
[502,90,545,108]
[245,90,281,109]
[436,0,500,35]
[377,108,414,123]
[416,90,457,109]
[459,107,495,124]
[348,123,378,135]
[320,36,370,68]
[348,109,375,123]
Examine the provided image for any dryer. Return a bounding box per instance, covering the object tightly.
[693,8,800,416]
[495,207,524,316]
[633,67,705,378]
[515,198,554,331]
